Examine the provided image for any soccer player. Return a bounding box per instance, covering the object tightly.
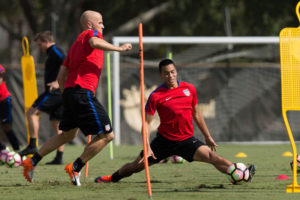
[19,31,66,165]
[21,10,132,186]
[94,59,256,184]
[0,65,20,151]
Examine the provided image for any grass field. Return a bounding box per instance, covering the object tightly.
[1,144,300,200]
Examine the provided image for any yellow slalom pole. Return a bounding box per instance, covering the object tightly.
[21,37,38,148]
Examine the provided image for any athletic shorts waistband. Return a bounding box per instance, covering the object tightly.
[63,85,94,95]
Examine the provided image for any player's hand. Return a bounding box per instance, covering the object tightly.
[147,145,157,160]
[205,136,218,151]
[47,81,59,92]
[119,43,132,52]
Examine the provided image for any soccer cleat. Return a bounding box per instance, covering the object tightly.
[46,158,64,165]
[247,164,256,182]
[64,163,81,186]
[19,146,38,157]
[22,158,35,182]
[94,175,112,183]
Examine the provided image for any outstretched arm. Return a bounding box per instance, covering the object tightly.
[193,104,217,151]
[144,113,156,159]
[89,37,132,52]
[57,66,69,92]
[0,73,3,85]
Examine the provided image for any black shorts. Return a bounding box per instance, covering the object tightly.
[140,133,205,163]
[32,90,63,120]
[0,96,12,124]
[59,86,112,136]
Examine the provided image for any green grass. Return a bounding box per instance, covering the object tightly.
[1,144,300,200]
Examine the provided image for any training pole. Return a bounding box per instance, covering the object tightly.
[139,23,153,199]
[84,135,91,179]
[107,53,114,160]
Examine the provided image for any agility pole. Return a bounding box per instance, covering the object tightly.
[139,23,153,199]
[107,53,114,160]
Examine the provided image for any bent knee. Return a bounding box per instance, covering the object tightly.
[26,107,38,117]
[105,132,114,142]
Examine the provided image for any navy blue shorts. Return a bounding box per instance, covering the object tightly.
[0,96,12,124]
[32,90,63,120]
[59,86,112,136]
[140,133,205,163]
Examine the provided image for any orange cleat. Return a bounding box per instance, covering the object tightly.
[64,163,81,186]
[22,158,35,183]
[94,175,112,183]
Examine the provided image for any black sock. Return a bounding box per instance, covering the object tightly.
[111,171,124,182]
[55,150,63,161]
[6,130,20,151]
[0,142,6,150]
[31,153,42,166]
[29,138,37,148]
[72,157,85,172]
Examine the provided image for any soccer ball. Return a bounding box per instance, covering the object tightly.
[5,151,22,168]
[170,155,184,164]
[290,155,300,173]
[227,163,250,184]
[0,148,10,166]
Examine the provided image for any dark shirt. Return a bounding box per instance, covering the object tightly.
[45,45,65,92]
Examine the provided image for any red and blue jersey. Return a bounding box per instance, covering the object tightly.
[0,65,11,102]
[63,30,104,93]
[145,81,198,141]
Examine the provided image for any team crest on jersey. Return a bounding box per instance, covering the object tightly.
[183,89,190,96]
[105,124,111,131]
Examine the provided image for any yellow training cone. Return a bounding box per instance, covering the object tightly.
[282,151,293,157]
[235,152,247,158]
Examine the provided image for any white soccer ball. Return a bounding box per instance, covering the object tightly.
[170,155,184,164]
[5,151,22,168]
[0,148,10,166]
[227,163,250,184]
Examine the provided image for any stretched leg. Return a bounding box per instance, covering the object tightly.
[22,128,79,183]
[193,145,232,173]
[95,154,155,183]
[38,128,78,157]
[63,132,114,186]
[26,107,40,141]
[19,107,40,156]
[79,131,114,163]
[46,120,64,164]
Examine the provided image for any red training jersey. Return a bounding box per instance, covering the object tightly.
[145,81,198,141]
[63,30,104,93]
[0,65,10,102]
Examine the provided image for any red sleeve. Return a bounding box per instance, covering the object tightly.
[145,93,157,116]
[86,30,103,40]
[191,84,198,106]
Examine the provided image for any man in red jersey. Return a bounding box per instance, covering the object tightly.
[0,65,20,151]
[95,59,255,184]
[21,10,132,186]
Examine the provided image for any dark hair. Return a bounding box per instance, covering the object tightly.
[34,31,54,42]
[159,59,175,73]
